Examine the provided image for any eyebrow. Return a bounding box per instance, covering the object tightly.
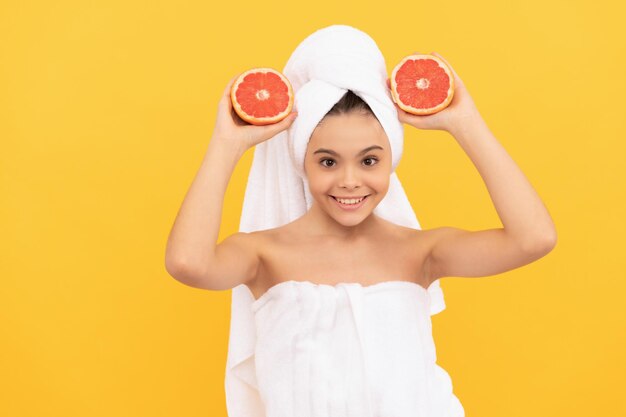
[313,145,384,157]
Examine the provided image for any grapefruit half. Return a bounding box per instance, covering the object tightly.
[230,68,294,125]
[390,54,455,116]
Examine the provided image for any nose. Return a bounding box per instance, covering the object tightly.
[339,165,361,189]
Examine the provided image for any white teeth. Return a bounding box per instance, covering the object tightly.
[335,196,364,205]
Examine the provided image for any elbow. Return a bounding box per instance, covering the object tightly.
[541,224,558,253]
[522,229,558,255]
[165,255,185,279]
[165,257,205,288]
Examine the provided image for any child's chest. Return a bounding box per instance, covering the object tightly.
[249,231,430,300]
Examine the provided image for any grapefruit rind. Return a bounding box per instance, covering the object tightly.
[230,67,294,126]
[390,54,455,116]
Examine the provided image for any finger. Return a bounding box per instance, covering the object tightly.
[224,75,238,97]
[401,113,431,130]
[277,112,298,128]
[430,52,461,81]
[219,75,239,112]
[394,104,430,127]
[260,112,298,136]
[430,52,452,69]
[393,104,412,124]
[246,112,297,147]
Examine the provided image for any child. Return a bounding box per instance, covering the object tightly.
[165,25,556,417]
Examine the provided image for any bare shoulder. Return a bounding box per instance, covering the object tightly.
[206,229,269,290]
[375,216,436,246]
[376,219,450,283]
[219,229,263,254]
[232,224,296,297]
[229,224,290,266]
[220,227,279,265]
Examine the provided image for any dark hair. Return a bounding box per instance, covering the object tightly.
[323,90,375,118]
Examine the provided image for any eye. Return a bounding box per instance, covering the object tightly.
[319,157,379,168]
[363,157,379,166]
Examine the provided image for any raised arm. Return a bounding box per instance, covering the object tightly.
[164,76,297,289]
[164,137,251,289]
[389,52,557,282]
[424,110,557,281]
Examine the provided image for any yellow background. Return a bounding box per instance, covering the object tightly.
[2,0,624,416]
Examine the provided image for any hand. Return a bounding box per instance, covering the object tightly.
[387,52,480,133]
[211,75,298,152]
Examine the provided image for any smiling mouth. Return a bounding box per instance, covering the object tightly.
[330,195,370,204]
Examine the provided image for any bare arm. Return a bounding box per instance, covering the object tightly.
[451,111,556,249]
[390,52,557,281]
[164,138,251,289]
[425,110,557,280]
[164,76,297,289]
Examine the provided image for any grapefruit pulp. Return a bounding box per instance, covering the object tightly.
[230,68,294,125]
[390,54,455,116]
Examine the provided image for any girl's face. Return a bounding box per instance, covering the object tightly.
[303,111,392,228]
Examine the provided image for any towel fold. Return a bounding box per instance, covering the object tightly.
[224,24,445,417]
